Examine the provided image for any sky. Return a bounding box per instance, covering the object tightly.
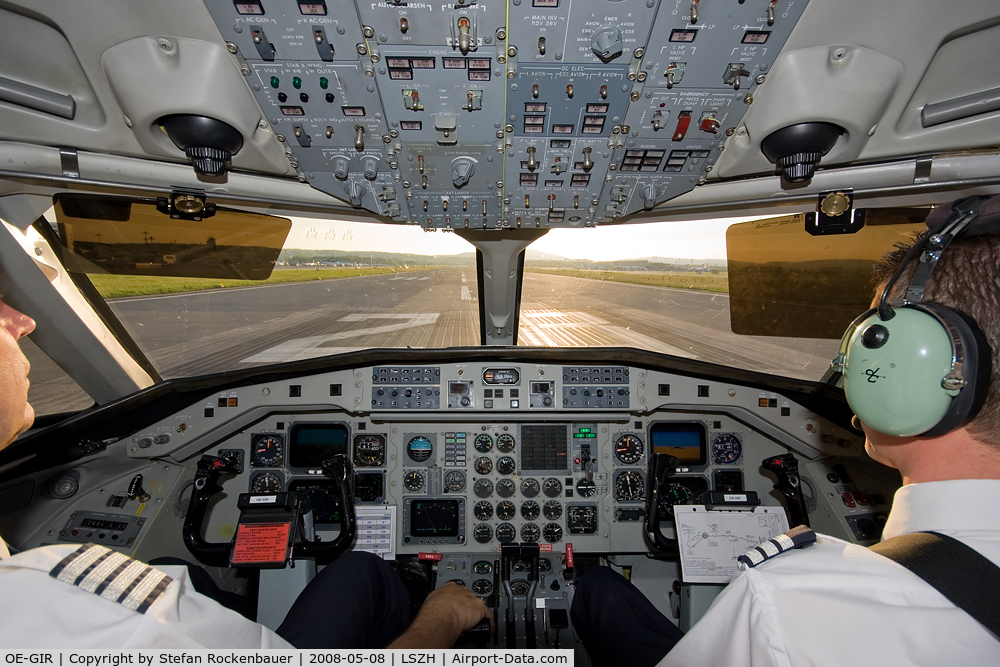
[284,215,767,261]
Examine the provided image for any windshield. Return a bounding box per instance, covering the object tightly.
[54,211,922,393]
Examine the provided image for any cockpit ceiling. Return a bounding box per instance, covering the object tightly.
[1,0,1000,227]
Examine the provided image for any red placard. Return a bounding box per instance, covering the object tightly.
[231,522,290,565]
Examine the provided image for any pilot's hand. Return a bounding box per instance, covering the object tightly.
[387,582,493,649]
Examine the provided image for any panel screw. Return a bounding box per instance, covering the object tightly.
[226,42,239,54]
[357,43,368,55]
[363,26,375,38]
[756,74,766,84]
[507,46,517,57]
[158,38,173,51]
[276,135,286,142]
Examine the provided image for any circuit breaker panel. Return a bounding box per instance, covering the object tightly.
[205,0,809,229]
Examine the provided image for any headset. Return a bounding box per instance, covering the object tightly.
[831,196,994,437]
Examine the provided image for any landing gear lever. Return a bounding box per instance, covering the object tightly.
[762,453,810,527]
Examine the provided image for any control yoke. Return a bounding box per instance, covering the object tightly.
[762,453,810,527]
[183,453,357,566]
[644,453,680,557]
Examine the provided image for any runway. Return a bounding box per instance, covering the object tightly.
[26,267,839,414]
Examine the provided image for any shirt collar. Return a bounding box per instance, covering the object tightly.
[882,479,1000,540]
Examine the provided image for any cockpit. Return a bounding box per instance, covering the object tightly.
[2,0,999,657]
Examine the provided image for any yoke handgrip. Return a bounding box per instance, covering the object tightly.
[762,453,810,527]
[644,453,680,557]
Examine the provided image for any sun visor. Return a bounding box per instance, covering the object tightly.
[52,194,291,280]
[726,209,927,338]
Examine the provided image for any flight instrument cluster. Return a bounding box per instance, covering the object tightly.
[203,0,809,228]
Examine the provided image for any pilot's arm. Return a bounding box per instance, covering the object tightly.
[657,568,781,667]
[387,581,492,649]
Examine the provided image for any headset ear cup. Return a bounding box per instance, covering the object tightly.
[918,305,992,436]
[842,308,959,437]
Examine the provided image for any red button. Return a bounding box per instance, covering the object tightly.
[841,492,856,508]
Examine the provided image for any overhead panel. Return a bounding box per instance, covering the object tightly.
[202,0,809,229]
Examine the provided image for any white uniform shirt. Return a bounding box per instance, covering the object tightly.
[0,541,292,649]
[661,479,1000,666]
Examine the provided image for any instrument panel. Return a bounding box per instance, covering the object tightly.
[0,355,900,569]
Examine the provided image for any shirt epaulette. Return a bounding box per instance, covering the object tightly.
[738,525,816,568]
[49,542,172,613]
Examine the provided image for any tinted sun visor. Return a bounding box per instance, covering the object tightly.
[726,209,928,339]
[52,194,291,280]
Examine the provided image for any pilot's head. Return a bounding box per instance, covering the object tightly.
[860,226,1000,465]
[0,295,36,449]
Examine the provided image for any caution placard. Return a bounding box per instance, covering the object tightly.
[231,522,291,566]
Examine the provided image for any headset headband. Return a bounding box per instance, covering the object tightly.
[877,196,990,320]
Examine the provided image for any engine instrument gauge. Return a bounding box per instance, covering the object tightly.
[615,470,645,501]
[543,478,562,498]
[474,457,493,475]
[407,436,433,463]
[576,478,596,497]
[474,523,493,543]
[474,560,492,575]
[496,456,516,475]
[567,504,599,534]
[474,434,493,453]
[403,470,425,492]
[472,579,493,596]
[543,500,563,520]
[520,478,540,498]
[496,500,516,521]
[509,580,530,597]
[474,478,494,498]
[543,523,563,543]
[497,434,516,452]
[614,434,644,465]
[251,434,284,467]
[521,500,540,520]
[521,522,541,543]
[474,501,493,521]
[353,434,386,467]
[444,470,466,492]
[496,479,516,498]
[250,471,283,494]
[711,433,743,464]
[496,523,516,544]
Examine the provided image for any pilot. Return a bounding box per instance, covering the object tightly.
[0,292,489,648]
[571,197,1000,666]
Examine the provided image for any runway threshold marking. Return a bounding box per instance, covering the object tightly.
[241,313,440,363]
[518,310,696,358]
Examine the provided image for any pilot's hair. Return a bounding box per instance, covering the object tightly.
[873,235,1000,445]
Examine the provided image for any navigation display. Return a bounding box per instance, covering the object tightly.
[409,499,460,536]
[288,423,348,468]
[650,422,707,465]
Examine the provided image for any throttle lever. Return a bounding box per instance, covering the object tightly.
[456,618,492,648]
[762,453,810,527]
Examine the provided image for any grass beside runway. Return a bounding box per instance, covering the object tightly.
[524,268,729,293]
[88,266,422,299]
